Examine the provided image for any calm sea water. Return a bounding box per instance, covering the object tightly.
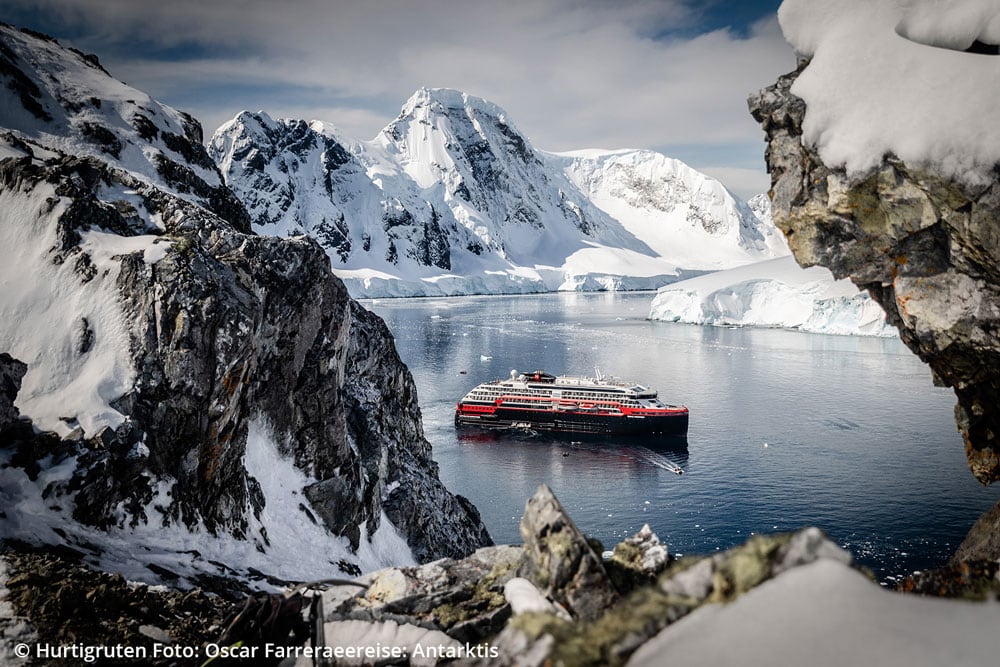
[367,292,1000,582]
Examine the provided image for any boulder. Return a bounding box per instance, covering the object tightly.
[517,484,618,622]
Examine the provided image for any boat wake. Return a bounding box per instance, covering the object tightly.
[628,447,686,475]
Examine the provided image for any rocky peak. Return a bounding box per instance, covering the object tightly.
[517,484,618,622]
[385,87,531,166]
[378,87,563,232]
[0,24,244,230]
[212,83,795,300]
[212,96,652,296]
[0,26,490,585]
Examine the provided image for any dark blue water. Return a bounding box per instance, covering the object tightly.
[367,292,1000,582]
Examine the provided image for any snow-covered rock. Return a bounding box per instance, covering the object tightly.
[778,0,1000,183]
[751,0,1000,483]
[209,88,787,298]
[0,24,489,587]
[627,559,1000,667]
[649,256,897,337]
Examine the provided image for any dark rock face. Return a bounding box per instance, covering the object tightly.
[1,149,489,564]
[0,353,25,431]
[100,178,480,549]
[750,65,1000,485]
[209,111,458,273]
[0,24,490,574]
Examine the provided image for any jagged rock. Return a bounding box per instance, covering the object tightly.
[750,65,1000,485]
[950,499,1000,564]
[662,529,852,606]
[321,545,522,644]
[517,484,618,622]
[772,525,853,576]
[3,484,865,667]
[0,24,490,580]
[486,527,852,667]
[606,524,671,592]
[0,353,25,430]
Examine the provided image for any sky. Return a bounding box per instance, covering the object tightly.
[0,0,792,199]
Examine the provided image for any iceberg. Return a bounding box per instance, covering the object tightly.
[648,256,897,337]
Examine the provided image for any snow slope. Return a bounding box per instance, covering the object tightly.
[0,26,223,194]
[0,419,415,587]
[554,149,789,270]
[649,256,897,337]
[210,88,786,297]
[0,27,227,439]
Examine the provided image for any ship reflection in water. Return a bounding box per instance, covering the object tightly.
[455,427,689,475]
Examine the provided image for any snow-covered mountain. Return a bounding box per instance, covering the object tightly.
[0,25,488,586]
[210,88,786,297]
[554,150,789,268]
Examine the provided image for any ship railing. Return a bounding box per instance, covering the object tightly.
[495,395,630,410]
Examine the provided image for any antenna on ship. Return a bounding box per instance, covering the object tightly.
[594,366,603,382]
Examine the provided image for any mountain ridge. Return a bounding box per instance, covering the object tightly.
[210,87,787,298]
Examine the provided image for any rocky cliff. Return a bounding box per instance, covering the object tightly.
[750,65,1000,486]
[0,24,489,586]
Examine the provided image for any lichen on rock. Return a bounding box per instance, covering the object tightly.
[517,484,618,622]
[750,64,1000,486]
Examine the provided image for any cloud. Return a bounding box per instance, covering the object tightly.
[7,0,793,189]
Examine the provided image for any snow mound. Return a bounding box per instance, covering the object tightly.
[628,559,1000,667]
[648,256,897,337]
[779,0,1000,182]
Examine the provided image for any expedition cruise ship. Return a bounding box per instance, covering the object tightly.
[455,370,688,437]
